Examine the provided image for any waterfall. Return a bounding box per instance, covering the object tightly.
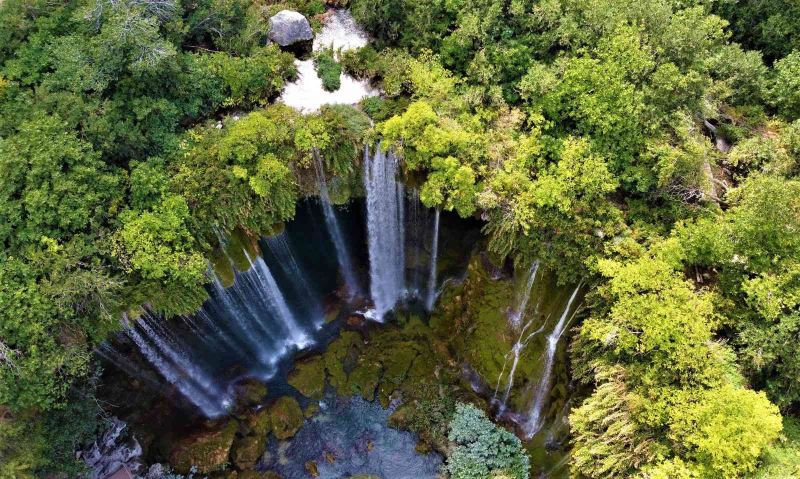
[425,209,441,311]
[364,144,405,320]
[243,250,310,348]
[407,188,424,297]
[266,233,323,326]
[313,149,360,298]
[523,283,582,438]
[508,261,540,328]
[119,234,325,417]
[125,315,232,417]
[492,262,544,414]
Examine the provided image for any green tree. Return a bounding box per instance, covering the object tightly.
[0,115,119,249]
[447,403,529,479]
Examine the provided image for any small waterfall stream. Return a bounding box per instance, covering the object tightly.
[364,144,406,320]
[523,282,582,438]
[313,149,360,297]
[492,262,545,414]
[265,233,324,325]
[425,209,440,311]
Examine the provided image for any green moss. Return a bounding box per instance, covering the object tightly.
[322,331,363,390]
[346,355,383,400]
[288,356,327,400]
[234,379,268,409]
[169,419,239,474]
[211,249,236,287]
[242,408,271,437]
[268,396,304,440]
[231,434,267,470]
[432,252,575,411]
[221,228,262,273]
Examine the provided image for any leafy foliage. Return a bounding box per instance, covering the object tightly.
[446,403,529,479]
[314,48,342,92]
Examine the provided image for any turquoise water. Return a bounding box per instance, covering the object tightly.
[264,394,443,479]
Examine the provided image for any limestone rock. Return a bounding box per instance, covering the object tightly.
[168,419,238,474]
[269,396,304,440]
[268,10,313,46]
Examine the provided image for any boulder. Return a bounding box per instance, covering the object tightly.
[239,472,283,479]
[241,407,271,437]
[287,357,326,400]
[234,379,268,410]
[268,396,304,440]
[168,419,238,474]
[231,434,267,470]
[268,10,313,47]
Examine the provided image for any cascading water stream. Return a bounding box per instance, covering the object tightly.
[523,282,582,438]
[508,260,540,328]
[243,250,310,348]
[364,143,405,320]
[124,315,233,417]
[113,233,328,417]
[492,262,545,414]
[425,209,440,311]
[313,149,360,298]
[266,233,324,326]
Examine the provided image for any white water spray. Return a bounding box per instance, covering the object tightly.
[492,262,545,414]
[425,209,440,311]
[523,283,582,437]
[364,143,405,320]
[313,150,360,297]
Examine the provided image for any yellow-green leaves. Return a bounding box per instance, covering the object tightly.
[116,195,206,285]
[669,386,782,479]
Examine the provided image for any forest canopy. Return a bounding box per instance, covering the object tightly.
[1,0,800,477]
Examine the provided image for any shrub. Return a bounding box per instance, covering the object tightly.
[340,45,382,79]
[314,48,342,92]
[446,403,529,479]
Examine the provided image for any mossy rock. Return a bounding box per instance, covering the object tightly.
[346,354,382,400]
[287,356,326,400]
[376,341,419,405]
[387,404,412,430]
[269,396,304,440]
[305,460,320,477]
[225,228,262,272]
[169,419,239,474]
[211,249,236,287]
[241,407,271,437]
[231,434,267,470]
[239,472,283,479]
[234,379,268,409]
[323,331,363,390]
[304,403,320,418]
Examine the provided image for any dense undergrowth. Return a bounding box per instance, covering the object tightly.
[1,0,800,477]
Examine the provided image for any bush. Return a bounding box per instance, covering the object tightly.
[314,48,342,92]
[446,403,529,479]
[767,50,800,120]
[340,45,382,79]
